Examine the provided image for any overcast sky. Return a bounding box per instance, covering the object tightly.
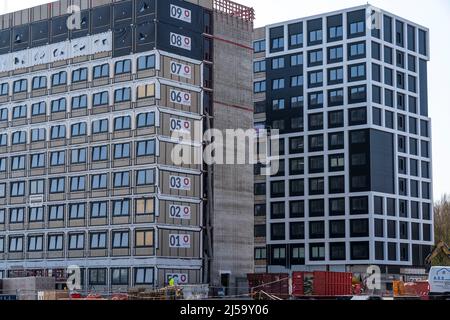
[1,0,449,199]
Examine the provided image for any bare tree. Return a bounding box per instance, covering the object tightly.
[433,195,450,265]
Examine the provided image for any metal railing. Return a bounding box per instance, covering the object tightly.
[213,0,255,22]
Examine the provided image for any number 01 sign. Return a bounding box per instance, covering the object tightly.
[169,234,191,248]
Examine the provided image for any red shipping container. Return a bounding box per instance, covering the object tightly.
[292,272,304,296]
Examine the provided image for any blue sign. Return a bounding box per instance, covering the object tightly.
[0,295,17,301]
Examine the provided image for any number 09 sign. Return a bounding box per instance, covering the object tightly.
[169,234,191,248]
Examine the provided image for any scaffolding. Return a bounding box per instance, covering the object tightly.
[213,0,255,22]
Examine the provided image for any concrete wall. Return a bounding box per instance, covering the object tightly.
[210,11,254,292]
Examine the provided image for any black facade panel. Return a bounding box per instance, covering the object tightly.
[0,30,10,54]
[156,21,202,60]
[71,10,90,39]
[136,0,156,23]
[157,0,204,34]
[12,25,29,51]
[269,26,284,38]
[92,5,112,34]
[327,14,342,27]
[370,129,394,194]
[114,0,134,27]
[419,59,428,116]
[307,18,322,31]
[347,9,365,23]
[31,20,49,47]
[113,26,133,58]
[349,129,370,192]
[51,15,69,44]
[135,21,156,53]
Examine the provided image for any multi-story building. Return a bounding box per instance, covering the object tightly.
[0,0,255,293]
[253,5,433,277]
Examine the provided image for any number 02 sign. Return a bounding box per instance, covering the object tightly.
[169,234,191,248]
[169,204,191,220]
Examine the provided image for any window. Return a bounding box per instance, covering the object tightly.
[289,201,304,218]
[271,57,285,70]
[291,75,303,87]
[309,29,322,43]
[310,244,325,261]
[13,79,27,93]
[12,105,27,119]
[291,53,303,66]
[135,268,153,285]
[253,80,266,93]
[309,134,323,152]
[329,154,345,172]
[291,96,304,109]
[51,125,66,139]
[51,98,66,113]
[90,232,107,249]
[114,143,130,159]
[349,64,366,81]
[11,155,25,171]
[29,207,44,222]
[71,122,87,137]
[308,71,323,87]
[48,234,63,251]
[329,25,343,40]
[30,180,44,195]
[112,231,129,249]
[115,59,131,75]
[309,156,324,173]
[136,112,155,128]
[289,179,304,197]
[12,131,26,144]
[290,137,304,154]
[384,46,393,64]
[309,178,324,195]
[135,230,153,247]
[136,140,155,157]
[31,128,45,142]
[349,21,364,35]
[31,153,45,168]
[272,99,285,111]
[113,199,130,216]
[10,181,25,197]
[348,86,366,103]
[9,208,25,223]
[0,108,7,121]
[93,91,109,106]
[330,198,345,216]
[51,71,67,86]
[111,268,129,285]
[136,169,154,186]
[0,133,7,146]
[72,68,87,83]
[49,177,65,193]
[328,111,344,128]
[91,201,107,218]
[0,158,5,172]
[349,107,367,126]
[28,235,43,252]
[308,92,323,109]
[271,37,284,51]
[137,55,156,70]
[114,87,131,103]
[253,60,266,73]
[328,67,343,84]
[91,174,107,190]
[255,248,267,260]
[272,78,285,90]
[9,236,23,252]
[114,171,130,188]
[271,223,285,241]
[93,64,109,79]
[70,176,85,192]
[71,148,86,164]
[326,89,342,108]
[348,42,365,59]
[289,158,304,175]
[253,40,266,53]
[308,49,323,66]
[70,203,85,220]
[89,269,106,285]
[114,116,131,131]
[136,198,154,216]
[137,84,155,99]
[72,95,88,109]
[328,46,343,63]
[49,205,64,220]
[69,233,84,250]
[0,83,8,96]
[330,220,345,238]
